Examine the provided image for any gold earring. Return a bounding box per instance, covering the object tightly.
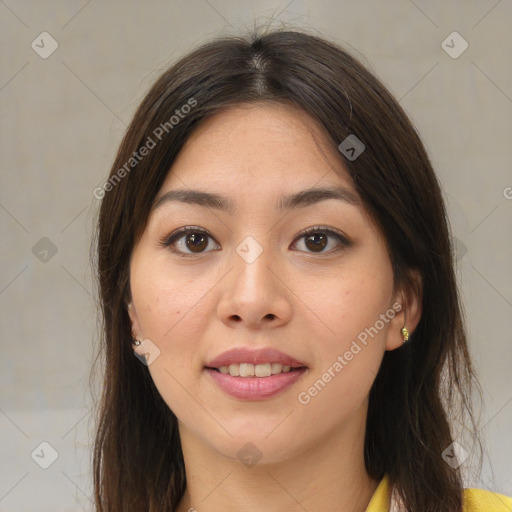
[401,326,409,343]
[132,331,141,346]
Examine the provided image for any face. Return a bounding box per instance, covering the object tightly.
[128,102,408,464]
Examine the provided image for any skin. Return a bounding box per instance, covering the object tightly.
[128,102,421,512]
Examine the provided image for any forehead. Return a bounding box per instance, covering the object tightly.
[159,102,355,195]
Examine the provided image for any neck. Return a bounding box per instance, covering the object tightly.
[175,407,379,512]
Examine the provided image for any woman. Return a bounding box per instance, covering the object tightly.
[92,28,512,511]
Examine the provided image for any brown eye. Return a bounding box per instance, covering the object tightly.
[304,233,328,252]
[186,232,208,252]
[292,227,350,254]
[161,227,220,256]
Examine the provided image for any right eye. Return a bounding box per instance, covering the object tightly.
[159,226,221,256]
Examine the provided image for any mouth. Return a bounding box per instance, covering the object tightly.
[205,362,307,377]
[204,347,309,400]
[204,363,308,400]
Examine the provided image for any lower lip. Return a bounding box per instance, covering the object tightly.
[205,367,308,400]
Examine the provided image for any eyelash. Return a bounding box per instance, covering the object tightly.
[159,225,351,257]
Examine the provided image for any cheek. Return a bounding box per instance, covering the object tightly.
[130,260,215,416]
[297,252,394,350]
[293,249,393,405]
[130,252,212,344]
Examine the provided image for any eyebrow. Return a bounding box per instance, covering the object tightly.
[152,186,360,214]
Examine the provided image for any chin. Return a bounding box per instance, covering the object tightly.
[196,425,308,467]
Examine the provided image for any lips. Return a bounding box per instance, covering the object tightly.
[205,366,308,400]
[204,347,308,400]
[205,347,307,369]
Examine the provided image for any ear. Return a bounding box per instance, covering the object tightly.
[385,269,422,351]
[127,300,143,340]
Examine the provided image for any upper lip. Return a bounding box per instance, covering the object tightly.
[205,347,307,369]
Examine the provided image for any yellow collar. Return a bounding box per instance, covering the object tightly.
[364,474,512,512]
[365,474,391,511]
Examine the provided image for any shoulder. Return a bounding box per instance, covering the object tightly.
[463,487,512,511]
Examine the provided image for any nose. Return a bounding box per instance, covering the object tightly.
[216,242,293,330]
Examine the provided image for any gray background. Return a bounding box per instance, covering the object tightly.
[1,1,511,510]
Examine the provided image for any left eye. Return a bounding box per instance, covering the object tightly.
[291,227,350,253]
[161,226,220,255]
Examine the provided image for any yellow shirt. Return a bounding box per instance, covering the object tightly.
[365,474,512,511]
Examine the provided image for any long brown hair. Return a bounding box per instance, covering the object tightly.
[92,27,482,511]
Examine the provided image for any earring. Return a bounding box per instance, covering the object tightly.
[132,331,141,346]
[401,326,409,343]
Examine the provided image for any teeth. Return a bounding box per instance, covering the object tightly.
[271,363,283,374]
[216,363,299,377]
[239,363,255,377]
[255,363,271,377]
[228,364,240,376]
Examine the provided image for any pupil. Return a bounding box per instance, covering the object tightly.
[305,233,327,252]
[186,233,208,252]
